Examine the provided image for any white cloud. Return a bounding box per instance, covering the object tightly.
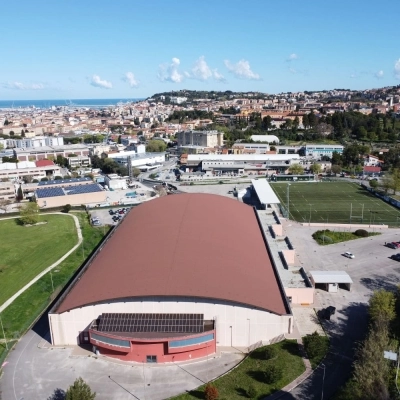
[350,73,357,78]
[375,70,384,79]
[190,56,226,82]
[123,72,139,88]
[213,69,226,82]
[395,59,400,79]
[289,67,297,74]
[158,57,184,83]
[90,75,112,89]
[224,59,260,80]
[287,53,298,61]
[2,81,45,90]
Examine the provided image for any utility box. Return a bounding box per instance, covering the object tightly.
[328,283,338,293]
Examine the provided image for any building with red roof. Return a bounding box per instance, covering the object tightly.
[49,194,292,363]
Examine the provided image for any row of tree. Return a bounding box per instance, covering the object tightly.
[337,288,400,399]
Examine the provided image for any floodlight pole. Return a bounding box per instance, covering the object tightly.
[321,363,326,400]
[309,204,312,226]
[396,347,400,396]
[287,183,291,219]
[0,313,8,350]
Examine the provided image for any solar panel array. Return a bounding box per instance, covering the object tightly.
[65,184,103,195]
[36,187,64,198]
[98,313,204,334]
[38,177,91,186]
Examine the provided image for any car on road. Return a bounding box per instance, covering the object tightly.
[344,251,355,259]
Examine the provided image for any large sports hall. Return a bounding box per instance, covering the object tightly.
[49,193,292,363]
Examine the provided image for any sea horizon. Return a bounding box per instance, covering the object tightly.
[0,98,146,110]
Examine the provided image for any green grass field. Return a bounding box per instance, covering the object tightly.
[171,341,305,400]
[271,182,400,226]
[0,212,108,365]
[0,214,78,306]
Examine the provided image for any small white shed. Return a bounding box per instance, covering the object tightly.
[309,271,353,292]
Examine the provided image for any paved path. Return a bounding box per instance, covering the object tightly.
[0,212,82,313]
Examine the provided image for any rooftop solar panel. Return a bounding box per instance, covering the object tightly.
[97,313,204,334]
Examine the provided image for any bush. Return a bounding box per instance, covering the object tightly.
[303,331,329,361]
[40,177,49,182]
[354,229,368,237]
[265,346,277,360]
[246,384,258,398]
[32,179,39,183]
[62,204,72,213]
[205,383,219,400]
[320,235,333,243]
[54,176,63,180]
[264,363,283,384]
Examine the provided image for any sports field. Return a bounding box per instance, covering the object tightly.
[271,181,400,226]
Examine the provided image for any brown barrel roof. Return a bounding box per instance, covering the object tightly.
[56,193,288,315]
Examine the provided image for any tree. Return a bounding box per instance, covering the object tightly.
[146,140,167,153]
[0,199,11,213]
[262,115,273,130]
[288,164,304,175]
[303,331,329,360]
[65,377,96,400]
[62,204,72,213]
[369,179,379,189]
[368,290,396,326]
[331,165,342,176]
[19,202,40,225]
[132,167,140,178]
[204,383,218,400]
[302,114,309,129]
[310,163,322,174]
[16,185,23,202]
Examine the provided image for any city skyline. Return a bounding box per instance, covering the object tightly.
[1,0,400,100]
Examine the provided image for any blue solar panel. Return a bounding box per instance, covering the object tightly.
[65,184,103,195]
[36,187,64,198]
[38,177,91,186]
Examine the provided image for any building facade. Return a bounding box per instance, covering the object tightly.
[177,130,223,148]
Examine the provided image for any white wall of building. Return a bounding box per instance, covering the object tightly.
[50,297,292,347]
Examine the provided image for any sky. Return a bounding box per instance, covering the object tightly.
[1,0,400,100]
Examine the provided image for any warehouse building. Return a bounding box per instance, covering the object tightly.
[49,194,292,363]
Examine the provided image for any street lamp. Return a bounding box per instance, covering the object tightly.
[0,312,7,350]
[287,183,291,219]
[309,204,313,226]
[321,363,326,400]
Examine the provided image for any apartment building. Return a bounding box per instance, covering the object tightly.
[177,130,223,148]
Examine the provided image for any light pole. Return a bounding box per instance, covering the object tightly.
[286,183,291,219]
[0,312,7,350]
[50,271,54,292]
[309,204,313,226]
[321,363,326,400]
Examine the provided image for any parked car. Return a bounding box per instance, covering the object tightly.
[391,253,400,261]
[109,209,115,215]
[318,306,336,320]
[388,242,400,249]
[344,251,355,259]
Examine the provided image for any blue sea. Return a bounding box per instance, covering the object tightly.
[0,98,145,110]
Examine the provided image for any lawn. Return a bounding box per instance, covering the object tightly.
[271,181,400,227]
[0,214,78,306]
[171,340,305,400]
[0,212,109,344]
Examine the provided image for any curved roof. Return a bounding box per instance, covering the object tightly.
[56,193,288,315]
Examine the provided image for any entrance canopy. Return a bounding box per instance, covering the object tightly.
[251,179,280,206]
